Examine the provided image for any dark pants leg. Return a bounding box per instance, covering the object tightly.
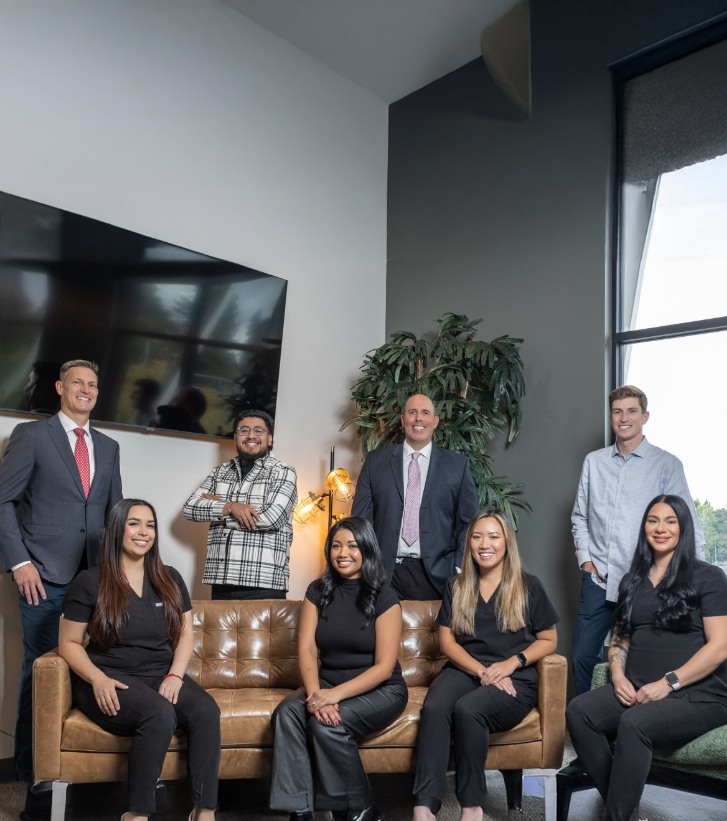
[392,559,441,601]
[571,572,615,694]
[73,673,220,813]
[414,666,535,813]
[270,682,407,813]
[16,581,67,780]
[567,684,727,821]
[171,677,221,810]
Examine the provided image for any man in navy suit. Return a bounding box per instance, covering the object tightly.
[352,393,479,599]
[0,359,122,802]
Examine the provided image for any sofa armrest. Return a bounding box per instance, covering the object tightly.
[536,653,567,768]
[32,649,72,782]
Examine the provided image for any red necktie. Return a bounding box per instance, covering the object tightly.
[73,428,91,498]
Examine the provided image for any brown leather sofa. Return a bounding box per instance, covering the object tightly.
[33,599,566,820]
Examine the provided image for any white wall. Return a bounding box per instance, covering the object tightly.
[0,0,388,759]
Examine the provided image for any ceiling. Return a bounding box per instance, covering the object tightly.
[220,0,520,103]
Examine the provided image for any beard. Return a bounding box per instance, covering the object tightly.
[236,443,270,463]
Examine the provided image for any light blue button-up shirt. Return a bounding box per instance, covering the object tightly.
[571,437,705,601]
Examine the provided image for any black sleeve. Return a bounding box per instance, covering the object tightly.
[374,581,401,617]
[305,579,322,607]
[436,577,456,628]
[167,566,192,611]
[525,573,560,632]
[61,568,98,623]
[694,562,727,617]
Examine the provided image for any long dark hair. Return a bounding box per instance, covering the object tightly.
[612,494,698,637]
[88,498,184,650]
[314,516,386,625]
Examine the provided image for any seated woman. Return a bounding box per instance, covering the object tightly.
[58,498,220,821]
[413,509,558,821]
[567,494,727,821]
[269,516,408,821]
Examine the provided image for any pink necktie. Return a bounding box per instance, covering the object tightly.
[402,452,421,546]
[73,428,91,498]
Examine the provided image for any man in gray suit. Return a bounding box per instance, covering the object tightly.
[0,359,122,798]
[352,393,479,599]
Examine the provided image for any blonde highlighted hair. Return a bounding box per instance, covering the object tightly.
[450,509,528,635]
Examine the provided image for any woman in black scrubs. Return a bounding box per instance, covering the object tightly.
[59,498,220,821]
[269,516,408,821]
[567,494,727,821]
[413,509,558,821]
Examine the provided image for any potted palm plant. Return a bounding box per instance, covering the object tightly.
[343,312,529,523]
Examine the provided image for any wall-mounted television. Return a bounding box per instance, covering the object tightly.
[0,191,287,437]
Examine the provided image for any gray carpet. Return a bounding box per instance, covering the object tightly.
[2,774,726,821]
[1,753,725,819]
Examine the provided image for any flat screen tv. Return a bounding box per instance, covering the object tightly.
[0,191,287,437]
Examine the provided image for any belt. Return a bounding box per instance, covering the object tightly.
[396,556,422,564]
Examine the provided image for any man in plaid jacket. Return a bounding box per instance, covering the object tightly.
[183,409,297,599]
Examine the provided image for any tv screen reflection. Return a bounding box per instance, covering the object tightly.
[0,191,287,437]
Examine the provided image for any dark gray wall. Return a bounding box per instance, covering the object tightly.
[387,0,727,678]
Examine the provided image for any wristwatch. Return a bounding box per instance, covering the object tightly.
[665,671,681,691]
[516,652,527,669]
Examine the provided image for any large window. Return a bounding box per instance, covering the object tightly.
[614,30,727,566]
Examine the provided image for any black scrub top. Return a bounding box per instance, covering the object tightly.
[307,578,404,688]
[625,561,727,701]
[62,565,192,678]
[437,572,559,688]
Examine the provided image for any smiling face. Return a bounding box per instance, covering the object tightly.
[469,516,507,575]
[610,396,649,453]
[329,527,363,580]
[121,504,156,562]
[401,394,439,450]
[234,416,273,461]
[644,501,680,559]
[56,366,98,424]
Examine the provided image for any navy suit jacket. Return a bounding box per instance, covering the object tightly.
[352,443,479,595]
[0,414,123,584]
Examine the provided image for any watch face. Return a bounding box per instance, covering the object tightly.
[665,671,679,688]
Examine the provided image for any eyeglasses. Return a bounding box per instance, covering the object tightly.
[235,426,268,436]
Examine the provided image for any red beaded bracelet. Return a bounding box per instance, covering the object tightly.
[163,673,184,683]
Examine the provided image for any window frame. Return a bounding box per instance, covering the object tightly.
[610,15,727,387]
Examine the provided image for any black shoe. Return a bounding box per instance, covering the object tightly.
[348,807,383,821]
[559,756,585,776]
[289,813,314,821]
[20,784,52,821]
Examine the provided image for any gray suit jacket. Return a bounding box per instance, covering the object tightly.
[352,443,479,595]
[0,414,123,584]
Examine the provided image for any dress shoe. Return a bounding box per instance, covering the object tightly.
[289,813,314,821]
[348,806,383,821]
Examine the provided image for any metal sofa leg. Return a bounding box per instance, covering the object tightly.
[500,768,523,810]
[521,769,558,821]
[50,781,69,821]
[541,770,557,821]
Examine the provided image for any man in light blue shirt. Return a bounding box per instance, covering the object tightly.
[570,385,704,696]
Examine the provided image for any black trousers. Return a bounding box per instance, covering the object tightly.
[567,683,727,821]
[269,681,408,813]
[211,583,286,600]
[414,666,536,814]
[73,672,221,814]
[392,558,441,600]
